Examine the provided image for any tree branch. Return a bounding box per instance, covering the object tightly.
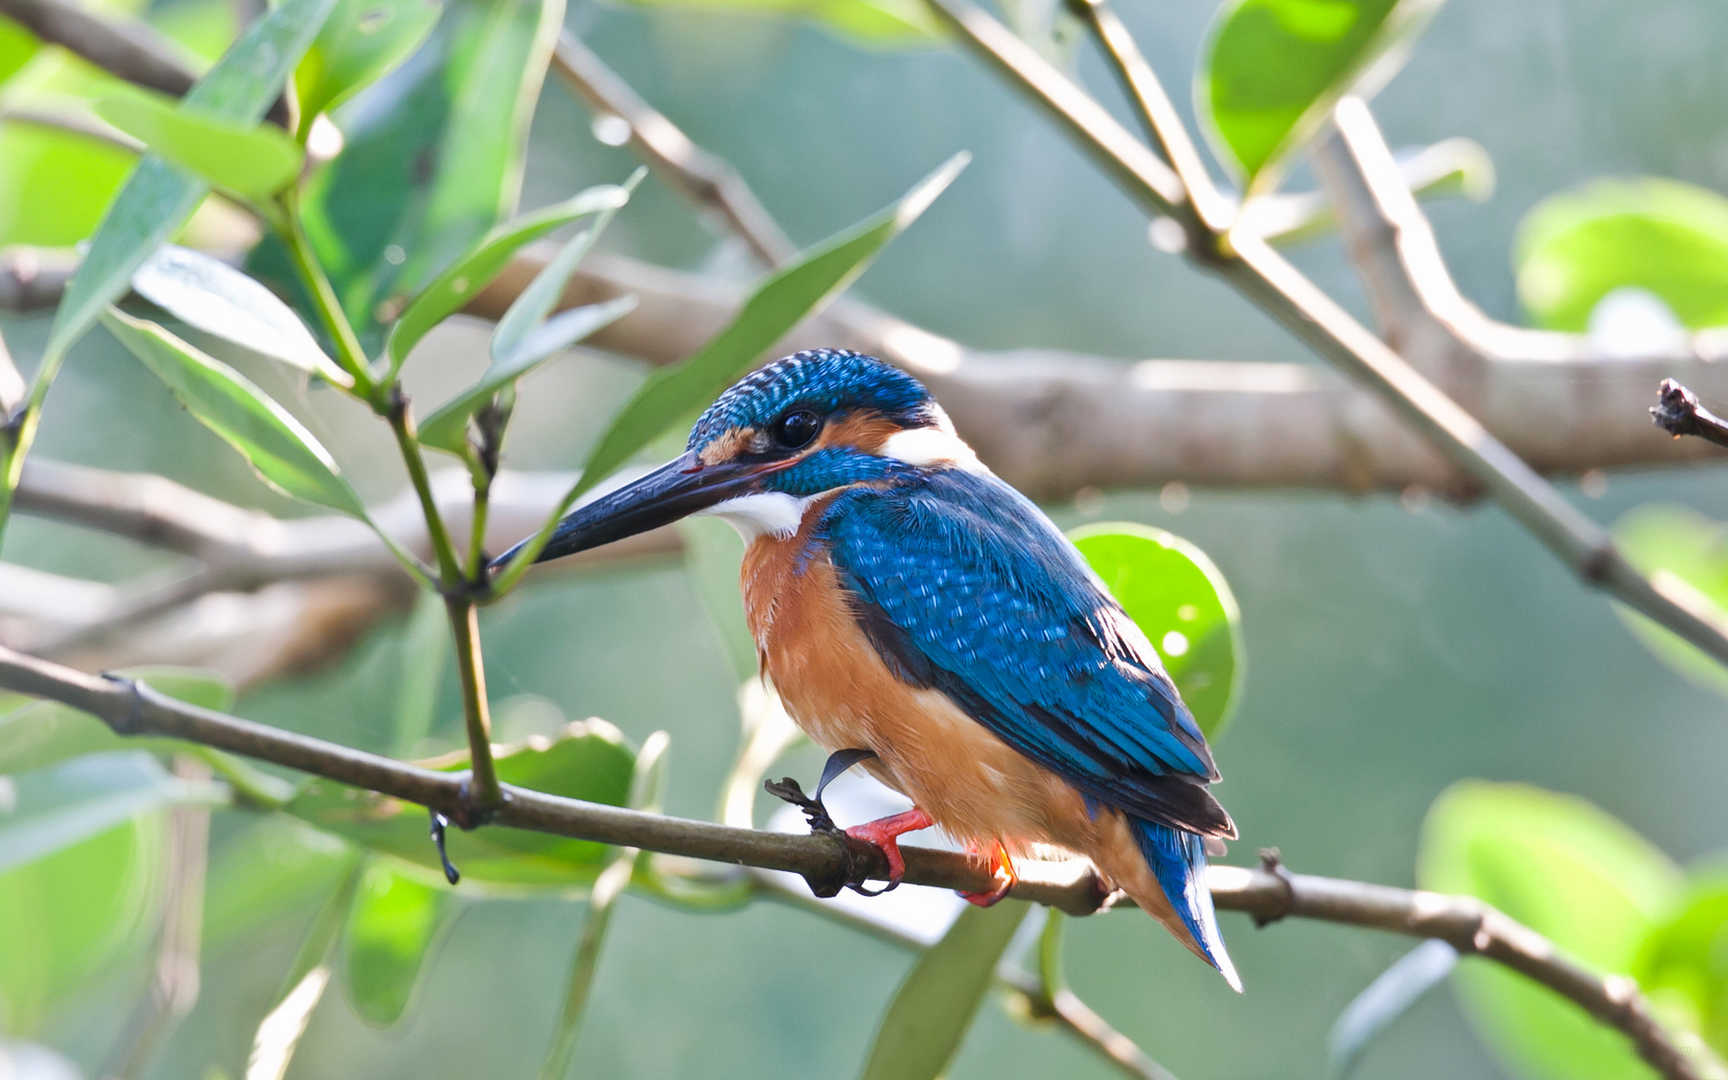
[0,0,291,125]
[1651,379,1728,450]
[549,31,794,267]
[0,644,1712,1080]
[921,0,1728,672]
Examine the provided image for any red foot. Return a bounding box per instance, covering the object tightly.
[960,842,1018,907]
[845,808,934,885]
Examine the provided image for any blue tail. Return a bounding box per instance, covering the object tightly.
[1132,818,1242,992]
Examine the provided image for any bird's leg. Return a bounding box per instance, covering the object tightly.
[845,808,935,887]
[959,842,1018,907]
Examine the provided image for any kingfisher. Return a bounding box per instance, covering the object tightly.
[492,349,1240,990]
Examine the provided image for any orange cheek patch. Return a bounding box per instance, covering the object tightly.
[815,413,901,454]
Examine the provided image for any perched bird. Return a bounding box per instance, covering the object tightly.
[492,349,1240,990]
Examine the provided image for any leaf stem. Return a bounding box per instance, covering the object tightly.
[276,206,374,397]
[444,596,502,812]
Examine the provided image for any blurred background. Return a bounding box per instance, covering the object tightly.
[4,0,1728,1077]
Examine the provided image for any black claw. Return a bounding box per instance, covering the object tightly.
[765,749,892,899]
[429,809,460,885]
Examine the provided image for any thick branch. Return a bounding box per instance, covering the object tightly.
[0,644,1711,1080]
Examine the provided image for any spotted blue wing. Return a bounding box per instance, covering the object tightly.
[821,469,1234,838]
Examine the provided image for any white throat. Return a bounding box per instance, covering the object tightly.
[699,491,816,542]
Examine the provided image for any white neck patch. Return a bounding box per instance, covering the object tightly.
[880,406,985,472]
[699,491,816,542]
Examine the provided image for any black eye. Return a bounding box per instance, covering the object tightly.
[772,409,821,449]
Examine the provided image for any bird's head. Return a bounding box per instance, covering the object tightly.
[493,349,978,568]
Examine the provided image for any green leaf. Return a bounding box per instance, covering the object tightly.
[1612,504,1728,699]
[1418,781,1682,1080]
[1515,178,1728,332]
[203,818,355,949]
[132,245,349,386]
[102,309,369,518]
[859,901,1027,1080]
[1200,0,1441,193]
[94,91,305,200]
[1633,868,1728,1055]
[418,296,637,454]
[290,0,566,346]
[388,591,449,755]
[1069,523,1244,739]
[619,0,938,42]
[294,0,441,139]
[0,796,165,1033]
[342,860,455,1025]
[283,719,636,890]
[494,153,967,589]
[384,183,631,376]
[0,19,38,86]
[0,751,224,874]
[44,0,338,368]
[0,667,233,774]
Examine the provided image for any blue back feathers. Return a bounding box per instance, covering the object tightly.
[687,349,932,453]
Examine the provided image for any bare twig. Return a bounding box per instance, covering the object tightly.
[922,0,1728,671]
[0,645,1712,1080]
[550,31,794,267]
[1652,379,1728,450]
[0,246,76,312]
[0,0,291,125]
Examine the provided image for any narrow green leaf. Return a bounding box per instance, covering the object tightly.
[44,0,338,366]
[494,152,967,590]
[1418,781,1682,1080]
[620,0,938,42]
[1613,504,1728,699]
[132,245,349,386]
[1327,940,1458,1078]
[1200,0,1441,193]
[342,860,455,1025]
[294,0,441,139]
[859,901,1027,1080]
[1069,523,1244,739]
[103,309,369,518]
[247,859,364,1080]
[384,183,630,376]
[389,591,449,755]
[0,798,166,1033]
[418,295,636,454]
[284,719,636,889]
[1515,178,1728,332]
[0,751,225,874]
[94,91,305,200]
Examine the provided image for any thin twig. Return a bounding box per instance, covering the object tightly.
[0,246,76,312]
[550,31,794,267]
[0,646,1713,1080]
[921,0,1728,672]
[0,0,291,126]
[1652,379,1728,450]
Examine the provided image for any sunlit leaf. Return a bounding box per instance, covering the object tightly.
[1633,868,1728,1055]
[1200,0,1441,193]
[1418,781,1682,1080]
[283,719,636,889]
[418,296,636,454]
[342,860,455,1025]
[0,752,223,873]
[294,0,441,139]
[43,0,338,367]
[103,309,369,518]
[859,900,1027,1080]
[384,183,630,376]
[94,91,305,200]
[1515,178,1728,332]
[1070,523,1243,739]
[132,245,348,385]
[0,799,165,1033]
[493,153,967,588]
[0,19,38,85]
[1613,504,1728,699]
[619,0,938,42]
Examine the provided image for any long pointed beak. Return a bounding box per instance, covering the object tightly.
[489,449,777,572]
